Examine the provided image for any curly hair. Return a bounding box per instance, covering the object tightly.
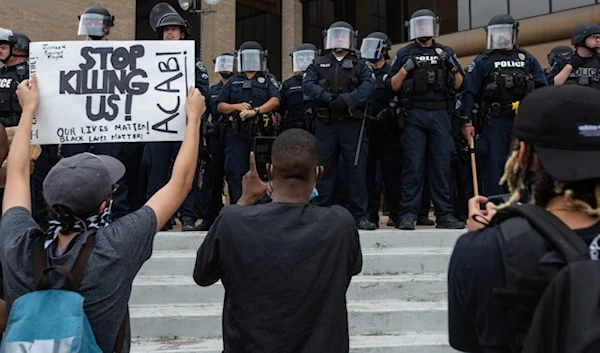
[498,139,600,216]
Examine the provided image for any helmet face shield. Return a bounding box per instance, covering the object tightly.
[237,49,266,72]
[486,24,516,50]
[214,55,234,73]
[408,16,439,40]
[360,37,385,60]
[325,27,354,50]
[292,50,316,72]
[78,13,110,37]
[0,28,13,43]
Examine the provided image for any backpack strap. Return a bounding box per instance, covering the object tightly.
[492,204,589,263]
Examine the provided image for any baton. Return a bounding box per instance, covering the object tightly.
[354,116,366,167]
[469,135,479,197]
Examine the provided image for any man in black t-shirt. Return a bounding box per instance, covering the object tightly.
[194,129,362,353]
[448,84,600,352]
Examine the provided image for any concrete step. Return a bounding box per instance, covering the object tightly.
[152,229,463,252]
[131,332,457,353]
[138,247,453,277]
[130,300,448,339]
[130,273,447,305]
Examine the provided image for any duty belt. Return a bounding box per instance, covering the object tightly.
[405,100,448,111]
[488,101,520,117]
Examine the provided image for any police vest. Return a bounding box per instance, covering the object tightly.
[0,62,28,127]
[567,54,600,89]
[228,74,272,107]
[402,43,455,95]
[482,49,534,103]
[282,75,308,121]
[312,52,361,98]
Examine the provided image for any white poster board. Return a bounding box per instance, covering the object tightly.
[29,40,195,145]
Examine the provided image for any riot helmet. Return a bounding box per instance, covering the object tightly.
[214,53,234,73]
[0,29,29,64]
[571,23,600,52]
[547,45,572,67]
[485,14,518,50]
[406,9,439,41]
[324,21,357,51]
[360,32,392,61]
[78,6,115,40]
[150,2,190,40]
[291,43,317,73]
[236,41,268,72]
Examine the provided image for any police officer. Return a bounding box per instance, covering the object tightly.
[0,29,28,128]
[546,45,572,84]
[279,43,318,132]
[549,23,600,88]
[303,21,377,230]
[144,2,210,230]
[359,32,401,227]
[461,14,547,196]
[389,9,465,230]
[197,53,234,231]
[77,6,115,41]
[217,41,280,204]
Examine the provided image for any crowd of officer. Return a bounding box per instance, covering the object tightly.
[2,4,600,232]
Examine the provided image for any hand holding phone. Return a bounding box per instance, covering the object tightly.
[253,136,276,182]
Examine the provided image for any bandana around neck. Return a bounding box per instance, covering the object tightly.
[44,200,113,249]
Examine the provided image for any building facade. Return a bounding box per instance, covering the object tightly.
[2,0,600,84]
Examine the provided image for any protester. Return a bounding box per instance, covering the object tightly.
[448,84,600,352]
[0,76,204,352]
[193,128,362,352]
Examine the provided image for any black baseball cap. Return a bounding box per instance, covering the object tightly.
[43,153,125,216]
[514,84,600,182]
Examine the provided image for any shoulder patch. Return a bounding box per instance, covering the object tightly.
[257,77,265,84]
[518,53,526,61]
[196,60,207,72]
[270,76,279,87]
[383,74,389,82]
[371,72,376,80]
[391,55,398,67]
[467,61,476,73]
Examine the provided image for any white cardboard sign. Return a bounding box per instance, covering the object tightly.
[29,40,195,145]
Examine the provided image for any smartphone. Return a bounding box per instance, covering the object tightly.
[487,193,511,206]
[253,136,277,182]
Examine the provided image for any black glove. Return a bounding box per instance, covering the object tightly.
[569,54,587,70]
[438,51,457,72]
[403,58,416,72]
[329,96,348,115]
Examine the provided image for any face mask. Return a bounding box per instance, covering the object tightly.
[417,37,432,44]
[220,72,232,79]
[368,58,380,63]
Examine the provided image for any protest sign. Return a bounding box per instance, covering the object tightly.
[29,40,195,145]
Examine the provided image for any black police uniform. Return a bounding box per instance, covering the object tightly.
[142,59,210,227]
[0,61,27,127]
[461,48,547,195]
[303,51,375,225]
[364,62,402,226]
[197,80,227,229]
[279,74,312,132]
[390,40,464,226]
[217,73,280,203]
[548,55,600,89]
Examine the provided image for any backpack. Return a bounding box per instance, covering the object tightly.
[0,229,127,353]
[489,204,594,353]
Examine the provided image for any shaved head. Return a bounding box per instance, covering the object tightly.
[271,129,319,180]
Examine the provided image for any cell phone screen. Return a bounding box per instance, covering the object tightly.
[253,136,276,182]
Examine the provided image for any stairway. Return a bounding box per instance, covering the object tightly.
[130,229,463,352]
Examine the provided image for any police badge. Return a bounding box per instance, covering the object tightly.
[518,53,525,61]
[258,77,266,84]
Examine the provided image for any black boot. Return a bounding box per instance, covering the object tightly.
[181,216,197,232]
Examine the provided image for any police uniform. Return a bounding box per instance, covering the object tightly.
[365,62,402,226]
[279,74,311,131]
[0,61,27,127]
[303,51,376,227]
[197,80,227,229]
[461,48,547,195]
[217,73,280,203]
[143,59,210,228]
[548,55,600,89]
[390,40,465,228]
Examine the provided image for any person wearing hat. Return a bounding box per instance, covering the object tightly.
[77,6,115,41]
[545,45,572,84]
[217,41,280,204]
[197,53,234,231]
[448,84,600,352]
[551,22,600,88]
[389,9,465,230]
[460,14,547,197]
[0,76,205,351]
[0,28,29,128]
[143,2,210,231]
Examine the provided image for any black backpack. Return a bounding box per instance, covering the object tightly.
[489,204,595,353]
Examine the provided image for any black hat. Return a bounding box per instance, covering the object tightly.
[514,84,600,181]
[572,23,600,46]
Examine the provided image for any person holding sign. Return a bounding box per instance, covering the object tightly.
[0,75,205,352]
[217,41,280,204]
[143,2,210,231]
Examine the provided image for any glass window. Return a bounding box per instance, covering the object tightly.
[552,0,594,12]
[470,0,508,28]
[510,0,549,19]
